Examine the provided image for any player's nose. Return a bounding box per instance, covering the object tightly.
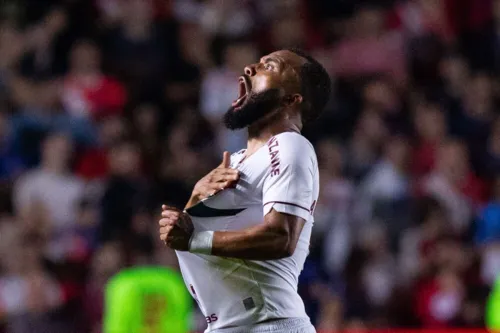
[244,64,256,77]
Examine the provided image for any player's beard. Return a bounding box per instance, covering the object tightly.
[223,89,282,130]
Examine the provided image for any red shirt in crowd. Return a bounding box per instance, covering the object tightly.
[75,148,109,180]
[62,74,126,121]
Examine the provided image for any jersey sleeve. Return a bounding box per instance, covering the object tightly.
[262,136,316,221]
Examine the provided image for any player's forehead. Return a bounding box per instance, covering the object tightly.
[259,50,307,71]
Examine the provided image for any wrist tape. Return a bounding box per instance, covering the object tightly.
[189,231,214,255]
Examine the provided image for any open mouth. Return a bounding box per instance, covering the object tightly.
[232,76,250,110]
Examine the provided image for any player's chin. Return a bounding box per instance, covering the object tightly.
[223,108,249,130]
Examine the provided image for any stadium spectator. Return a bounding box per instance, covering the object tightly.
[62,40,126,121]
[316,139,354,276]
[75,115,129,180]
[103,0,175,102]
[421,139,483,233]
[346,110,388,181]
[391,0,458,44]
[99,140,145,242]
[200,0,255,38]
[412,101,447,177]
[329,3,407,84]
[13,133,85,262]
[399,196,449,285]
[438,53,470,106]
[0,230,64,333]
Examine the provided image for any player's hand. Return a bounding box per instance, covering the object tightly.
[188,151,240,207]
[159,205,194,251]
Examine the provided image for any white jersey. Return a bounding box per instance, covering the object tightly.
[176,132,319,332]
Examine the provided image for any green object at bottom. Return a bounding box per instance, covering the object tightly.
[487,276,500,330]
[103,266,191,333]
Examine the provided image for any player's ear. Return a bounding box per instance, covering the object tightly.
[283,94,303,107]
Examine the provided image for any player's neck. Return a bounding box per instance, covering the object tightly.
[246,119,301,156]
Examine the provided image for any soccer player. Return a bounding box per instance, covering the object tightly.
[159,49,331,333]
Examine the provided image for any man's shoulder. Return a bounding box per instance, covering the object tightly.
[268,132,316,162]
[273,131,313,147]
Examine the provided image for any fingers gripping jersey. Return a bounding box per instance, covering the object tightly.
[176,132,319,332]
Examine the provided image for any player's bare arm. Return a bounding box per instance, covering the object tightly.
[184,151,239,210]
[159,207,306,260]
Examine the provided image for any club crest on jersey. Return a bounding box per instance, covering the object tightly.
[267,136,280,177]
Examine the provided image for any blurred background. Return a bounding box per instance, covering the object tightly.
[0,0,499,332]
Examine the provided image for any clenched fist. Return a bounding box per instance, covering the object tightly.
[159,205,194,251]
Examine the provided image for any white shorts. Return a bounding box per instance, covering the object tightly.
[208,318,316,333]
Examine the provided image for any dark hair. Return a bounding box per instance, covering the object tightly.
[287,48,332,123]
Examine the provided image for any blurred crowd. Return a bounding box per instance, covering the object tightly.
[0,0,499,332]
